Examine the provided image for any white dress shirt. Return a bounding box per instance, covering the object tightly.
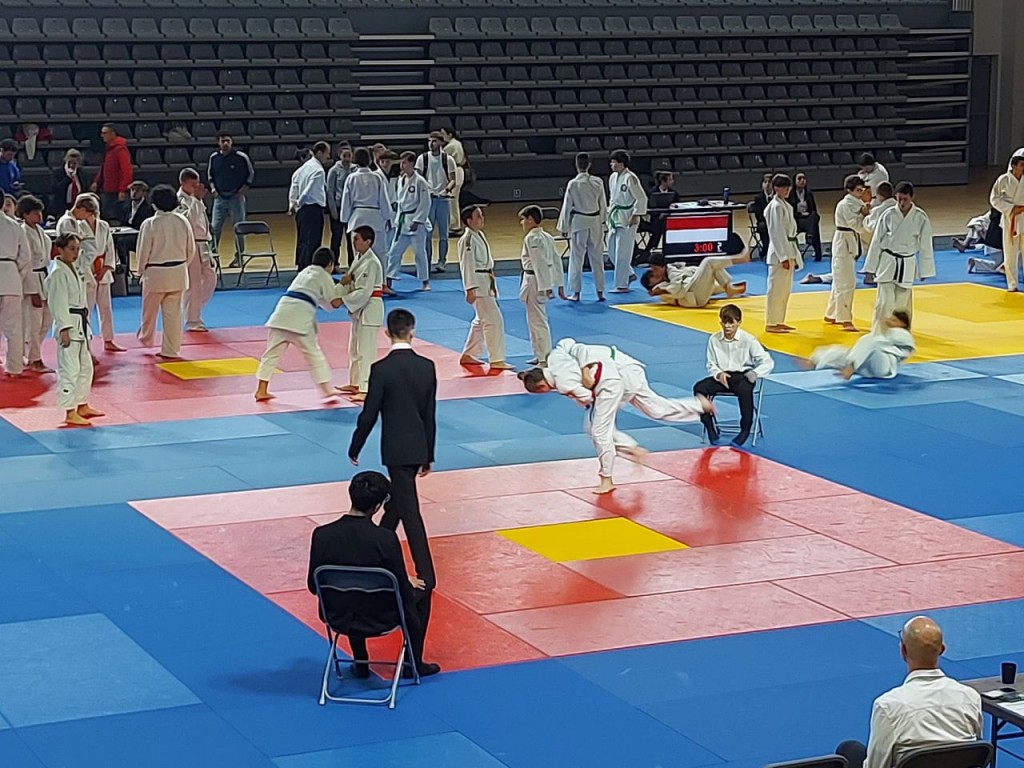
[706,329,774,378]
[865,669,982,768]
[289,156,327,210]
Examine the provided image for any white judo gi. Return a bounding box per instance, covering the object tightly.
[136,210,193,357]
[21,220,51,365]
[45,259,92,409]
[863,204,935,334]
[654,258,734,308]
[860,162,889,201]
[544,338,703,479]
[387,171,432,282]
[340,167,393,257]
[0,214,30,375]
[178,189,217,330]
[256,264,339,386]
[339,247,384,393]
[459,229,506,363]
[812,327,915,380]
[828,193,869,324]
[557,172,608,297]
[520,226,562,362]
[56,213,115,345]
[607,170,647,290]
[863,197,897,236]
[764,195,802,326]
[989,171,1024,291]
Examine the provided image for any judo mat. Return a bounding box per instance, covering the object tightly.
[4,257,1024,768]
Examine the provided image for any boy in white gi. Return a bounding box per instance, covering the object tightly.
[989,155,1024,292]
[557,152,608,302]
[387,151,432,293]
[519,338,711,494]
[765,173,801,333]
[336,226,385,402]
[802,183,894,287]
[607,150,648,293]
[641,233,749,307]
[693,304,774,447]
[863,182,935,334]
[255,247,343,402]
[519,205,564,365]
[0,203,29,377]
[810,311,914,380]
[178,168,217,332]
[858,152,890,201]
[458,206,512,370]
[340,148,393,270]
[136,185,194,359]
[15,196,53,373]
[46,233,103,426]
[827,175,871,331]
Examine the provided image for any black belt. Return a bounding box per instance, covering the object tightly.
[571,210,599,217]
[522,269,535,275]
[33,267,48,273]
[284,290,317,308]
[883,248,914,284]
[69,306,89,337]
[836,226,862,258]
[353,205,375,209]
[148,261,186,267]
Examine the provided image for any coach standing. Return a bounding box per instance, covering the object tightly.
[207,131,254,267]
[288,141,330,271]
[90,124,132,224]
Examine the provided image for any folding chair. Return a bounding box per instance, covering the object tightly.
[746,200,766,260]
[894,741,992,768]
[764,757,847,768]
[233,221,280,288]
[702,376,766,447]
[312,566,421,709]
[540,206,570,259]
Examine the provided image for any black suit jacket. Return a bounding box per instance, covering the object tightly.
[126,200,155,230]
[348,347,437,468]
[49,167,93,217]
[786,188,818,216]
[306,515,415,635]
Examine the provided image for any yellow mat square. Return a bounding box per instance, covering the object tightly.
[156,357,264,380]
[616,282,1024,363]
[499,518,687,562]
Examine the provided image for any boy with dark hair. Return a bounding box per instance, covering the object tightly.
[693,304,774,446]
[764,173,800,333]
[15,195,53,373]
[519,205,563,364]
[337,225,385,401]
[458,205,512,370]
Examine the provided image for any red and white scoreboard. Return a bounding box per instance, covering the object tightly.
[661,203,740,263]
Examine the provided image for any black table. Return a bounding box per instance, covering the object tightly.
[965,674,1024,766]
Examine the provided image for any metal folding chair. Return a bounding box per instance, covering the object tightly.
[702,376,766,447]
[746,200,766,260]
[233,220,280,288]
[312,565,420,710]
[540,206,570,259]
[894,741,992,768]
[764,757,847,768]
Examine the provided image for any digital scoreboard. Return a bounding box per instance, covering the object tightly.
[662,212,732,259]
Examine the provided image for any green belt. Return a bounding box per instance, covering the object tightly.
[608,204,632,230]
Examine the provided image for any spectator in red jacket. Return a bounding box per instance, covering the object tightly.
[90,124,133,223]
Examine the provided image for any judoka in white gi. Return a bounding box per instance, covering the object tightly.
[965,209,1004,275]
[458,206,512,370]
[606,150,648,293]
[336,226,385,401]
[810,311,915,381]
[989,155,1024,292]
[641,234,749,307]
[826,175,871,331]
[557,152,608,302]
[518,338,711,494]
[46,233,103,426]
[387,151,432,292]
[340,148,393,278]
[374,150,399,263]
[255,247,342,403]
[519,206,564,365]
[858,152,890,201]
[0,204,29,376]
[764,174,802,333]
[863,182,935,334]
[136,185,194,359]
[178,168,217,332]
[15,196,53,373]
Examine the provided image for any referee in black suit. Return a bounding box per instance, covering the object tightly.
[348,308,438,662]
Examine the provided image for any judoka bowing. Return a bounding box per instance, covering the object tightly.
[640,233,749,307]
[336,226,385,402]
[809,311,914,380]
[518,338,711,494]
[255,247,343,403]
[519,205,564,365]
[863,182,935,334]
[826,175,871,331]
[989,155,1024,292]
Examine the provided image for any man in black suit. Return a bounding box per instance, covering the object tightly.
[307,471,439,678]
[348,309,438,664]
[787,172,822,261]
[48,148,92,219]
[115,180,155,272]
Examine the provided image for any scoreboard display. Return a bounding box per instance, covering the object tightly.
[663,212,733,260]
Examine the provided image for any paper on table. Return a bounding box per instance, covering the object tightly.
[1002,700,1024,716]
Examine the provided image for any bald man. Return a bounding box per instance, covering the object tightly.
[836,616,982,768]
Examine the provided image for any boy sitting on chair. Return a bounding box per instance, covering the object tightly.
[693,304,774,446]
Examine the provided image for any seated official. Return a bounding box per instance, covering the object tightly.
[787,172,822,262]
[641,171,681,255]
[836,616,982,768]
[307,471,440,679]
[693,303,774,447]
[115,180,155,272]
[749,172,773,260]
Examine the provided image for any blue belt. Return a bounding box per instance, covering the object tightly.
[284,290,317,307]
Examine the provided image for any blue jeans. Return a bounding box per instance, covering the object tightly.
[210,194,246,257]
[425,197,450,265]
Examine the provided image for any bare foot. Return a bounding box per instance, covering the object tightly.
[801,274,823,285]
[725,283,746,298]
[608,288,630,294]
[967,258,976,273]
[841,365,856,381]
[64,412,92,427]
[77,405,105,418]
[841,322,859,332]
[489,361,515,371]
[5,372,23,379]
[29,361,55,374]
[254,392,276,402]
[558,288,567,300]
[104,341,126,352]
[335,384,359,393]
[568,293,580,302]
[459,355,485,366]
[422,282,430,292]
[799,358,814,370]
[155,353,181,361]
[592,477,615,495]
[953,239,967,254]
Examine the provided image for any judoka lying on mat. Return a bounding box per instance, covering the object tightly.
[808,311,915,381]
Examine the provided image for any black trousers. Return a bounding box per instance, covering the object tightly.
[295,204,325,271]
[797,212,823,259]
[348,590,428,668]
[836,740,866,768]
[329,216,354,268]
[757,223,770,260]
[693,373,755,436]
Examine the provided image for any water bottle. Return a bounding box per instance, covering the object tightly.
[722,186,730,203]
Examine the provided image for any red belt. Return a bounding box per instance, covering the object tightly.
[588,361,603,391]
[371,289,383,298]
